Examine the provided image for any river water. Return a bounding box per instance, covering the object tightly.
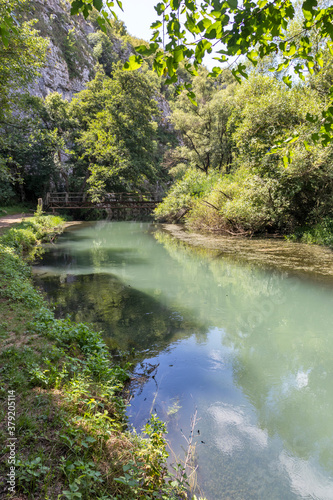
[33,221,333,500]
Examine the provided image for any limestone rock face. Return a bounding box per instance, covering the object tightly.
[29,0,96,100]
[27,0,172,129]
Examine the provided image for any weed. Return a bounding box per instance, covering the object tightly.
[16,456,50,493]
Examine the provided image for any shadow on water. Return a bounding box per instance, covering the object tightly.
[34,272,206,361]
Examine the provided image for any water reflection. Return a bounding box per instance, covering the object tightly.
[34,221,333,500]
[35,272,204,357]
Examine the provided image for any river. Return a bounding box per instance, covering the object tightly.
[33,221,333,500]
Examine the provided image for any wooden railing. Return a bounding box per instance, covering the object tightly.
[44,192,162,210]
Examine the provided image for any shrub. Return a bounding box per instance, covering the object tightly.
[154,169,219,222]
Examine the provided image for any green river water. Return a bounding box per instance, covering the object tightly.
[33,221,333,500]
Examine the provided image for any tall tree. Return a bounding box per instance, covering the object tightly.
[71,66,161,200]
[170,69,235,175]
[0,0,48,201]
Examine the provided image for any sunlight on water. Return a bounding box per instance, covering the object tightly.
[34,221,333,500]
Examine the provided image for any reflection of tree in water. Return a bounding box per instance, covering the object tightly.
[36,272,205,360]
[155,229,333,474]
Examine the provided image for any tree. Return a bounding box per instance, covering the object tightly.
[0,0,47,120]
[70,66,161,200]
[0,0,48,197]
[63,0,333,146]
[169,68,235,175]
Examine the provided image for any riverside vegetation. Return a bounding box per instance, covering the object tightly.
[1,0,333,247]
[0,211,200,499]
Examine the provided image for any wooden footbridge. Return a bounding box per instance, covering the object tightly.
[44,192,162,218]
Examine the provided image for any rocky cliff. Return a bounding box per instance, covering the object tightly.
[26,0,95,99]
[27,0,132,100]
[26,0,172,125]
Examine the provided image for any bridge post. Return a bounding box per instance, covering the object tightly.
[45,192,50,208]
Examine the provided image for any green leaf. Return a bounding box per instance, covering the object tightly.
[227,0,237,9]
[135,44,149,55]
[70,0,81,16]
[174,46,185,63]
[285,44,296,56]
[315,53,324,67]
[282,75,292,87]
[247,50,258,65]
[96,16,107,31]
[170,0,181,9]
[209,66,223,77]
[302,0,317,21]
[123,55,143,71]
[93,0,103,11]
[306,112,318,123]
[154,2,166,15]
[197,18,212,32]
[187,91,197,106]
[195,40,212,63]
[150,21,162,29]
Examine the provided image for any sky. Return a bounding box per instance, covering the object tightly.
[112,0,159,42]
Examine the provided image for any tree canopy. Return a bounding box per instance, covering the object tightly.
[60,0,333,146]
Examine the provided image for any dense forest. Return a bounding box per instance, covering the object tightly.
[1,0,333,244]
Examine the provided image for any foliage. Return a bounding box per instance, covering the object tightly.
[115,414,187,499]
[1,208,63,249]
[169,68,235,174]
[0,0,47,120]
[88,30,119,77]
[16,457,50,493]
[2,0,333,241]
[155,168,219,221]
[1,54,171,202]
[72,66,162,200]
[157,67,333,237]
[66,0,333,146]
[288,217,333,247]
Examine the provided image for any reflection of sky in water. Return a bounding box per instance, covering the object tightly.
[280,452,333,500]
[209,403,268,454]
[34,222,333,500]
[282,370,311,394]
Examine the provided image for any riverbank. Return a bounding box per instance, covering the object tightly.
[0,214,188,499]
[161,224,333,282]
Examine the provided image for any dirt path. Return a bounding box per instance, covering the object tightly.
[0,213,33,231]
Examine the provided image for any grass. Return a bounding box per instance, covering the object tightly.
[0,204,35,217]
[0,210,191,500]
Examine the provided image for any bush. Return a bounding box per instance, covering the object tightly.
[154,169,219,222]
[288,218,333,247]
[1,227,37,252]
